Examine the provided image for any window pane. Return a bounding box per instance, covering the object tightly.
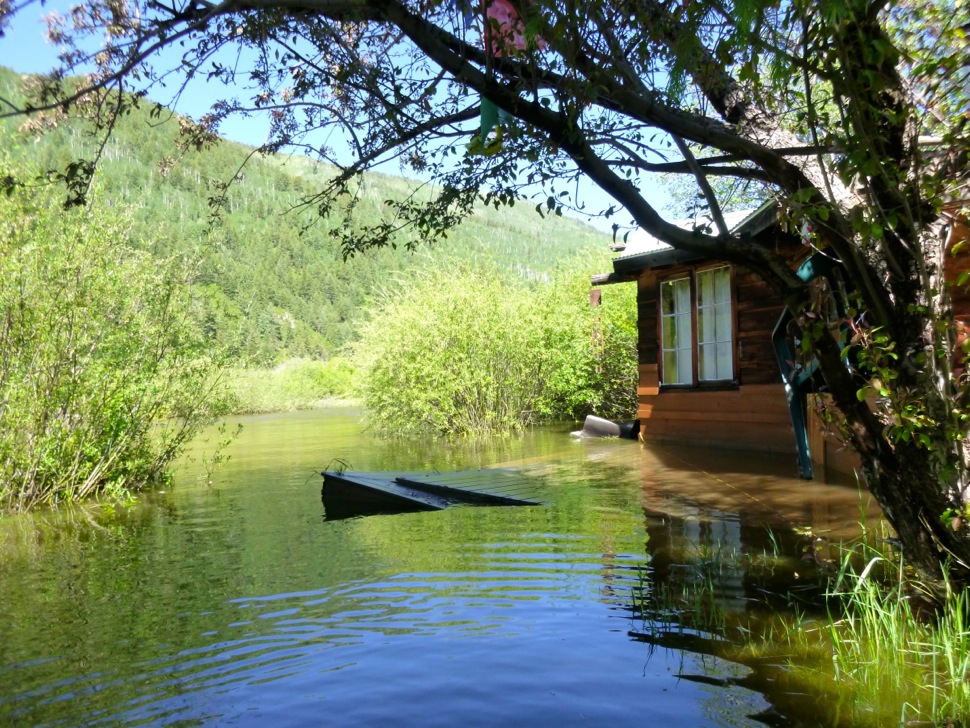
[662,318,676,348]
[714,267,730,303]
[717,342,734,380]
[663,345,693,386]
[678,348,693,384]
[698,343,713,380]
[662,351,678,384]
[660,281,674,315]
[698,270,713,308]
[716,303,731,341]
[676,313,691,348]
[675,280,691,311]
[661,278,689,315]
[698,307,711,343]
[699,307,721,345]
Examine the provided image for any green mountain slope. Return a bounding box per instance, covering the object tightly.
[0,67,609,364]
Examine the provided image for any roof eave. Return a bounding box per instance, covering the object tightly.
[613,247,706,275]
[590,271,639,286]
[611,200,780,275]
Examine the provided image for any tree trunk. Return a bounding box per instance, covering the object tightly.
[863,442,970,590]
[792,284,970,589]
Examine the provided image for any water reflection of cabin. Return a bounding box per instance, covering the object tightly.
[592,205,827,476]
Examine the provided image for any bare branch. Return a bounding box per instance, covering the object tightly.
[671,134,728,235]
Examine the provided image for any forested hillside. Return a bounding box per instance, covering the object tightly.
[0,67,607,364]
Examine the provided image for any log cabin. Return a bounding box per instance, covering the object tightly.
[593,204,802,457]
[594,202,970,480]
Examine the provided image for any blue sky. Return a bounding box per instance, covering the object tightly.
[0,4,273,146]
[0,3,670,233]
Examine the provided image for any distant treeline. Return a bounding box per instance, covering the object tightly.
[0,66,608,366]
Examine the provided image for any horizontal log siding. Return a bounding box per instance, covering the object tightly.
[637,364,794,452]
[734,270,786,385]
[637,273,659,366]
[635,266,793,453]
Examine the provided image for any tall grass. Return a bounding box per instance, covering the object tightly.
[631,527,970,725]
[789,541,970,724]
[225,357,357,413]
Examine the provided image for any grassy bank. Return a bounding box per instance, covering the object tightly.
[224,358,358,414]
[634,529,970,726]
[781,540,970,724]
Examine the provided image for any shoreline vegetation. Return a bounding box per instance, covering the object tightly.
[636,530,970,725]
[223,256,639,429]
[224,358,359,415]
[0,63,628,510]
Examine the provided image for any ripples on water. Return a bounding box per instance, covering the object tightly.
[0,409,879,727]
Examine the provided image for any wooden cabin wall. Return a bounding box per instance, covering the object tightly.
[636,271,660,368]
[734,269,784,385]
[635,267,794,453]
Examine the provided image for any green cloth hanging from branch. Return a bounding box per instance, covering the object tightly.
[465,0,544,156]
[467,97,512,156]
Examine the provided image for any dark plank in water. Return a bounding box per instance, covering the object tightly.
[322,471,455,519]
[321,468,542,520]
[396,470,541,506]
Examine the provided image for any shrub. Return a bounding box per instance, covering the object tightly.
[0,187,228,511]
[351,258,637,436]
[352,267,542,436]
[538,252,638,421]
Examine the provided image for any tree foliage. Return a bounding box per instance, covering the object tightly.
[1,0,968,582]
[0,66,606,365]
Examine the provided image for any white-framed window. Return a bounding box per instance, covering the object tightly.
[696,267,734,382]
[659,266,734,386]
[660,277,693,385]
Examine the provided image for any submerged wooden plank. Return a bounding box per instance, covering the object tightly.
[396,469,541,506]
[322,471,453,519]
[321,468,541,520]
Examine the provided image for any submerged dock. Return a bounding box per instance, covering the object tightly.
[321,468,542,519]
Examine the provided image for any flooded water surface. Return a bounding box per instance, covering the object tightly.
[0,409,882,727]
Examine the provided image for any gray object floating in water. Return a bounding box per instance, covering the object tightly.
[571,415,640,439]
